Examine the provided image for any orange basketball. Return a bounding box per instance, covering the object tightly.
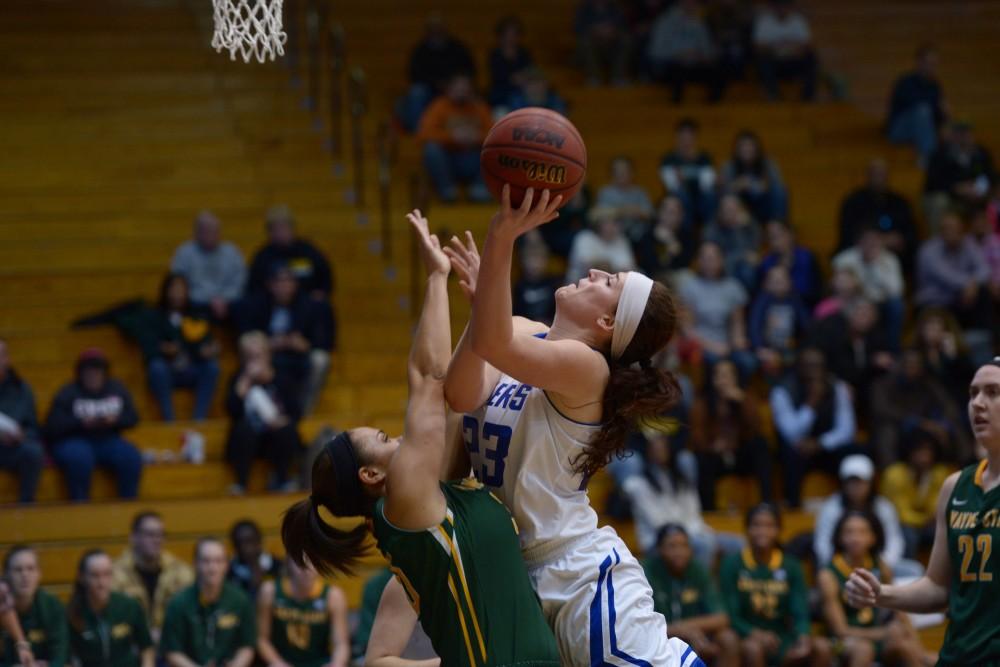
[480,107,587,208]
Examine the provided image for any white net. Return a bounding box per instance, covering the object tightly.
[211,0,286,63]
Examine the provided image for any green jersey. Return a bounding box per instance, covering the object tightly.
[641,557,722,622]
[826,555,882,629]
[160,583,255,666]
[0,589,68,667]
[720,549,809,643]
[940,461,1000,666]
[68,592,152,667]
[372,479,560,667]
[269,577,331,667]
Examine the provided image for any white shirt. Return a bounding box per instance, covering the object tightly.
[566,230,637,283]
[832,248,904,302]
[813,493,906,568]
[753,10,811,49]
[623,469,709,554]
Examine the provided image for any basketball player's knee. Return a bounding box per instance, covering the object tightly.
[844,637,875,662]
[811,636,834,663]
[741,637,764,663]
[715,628,739,654]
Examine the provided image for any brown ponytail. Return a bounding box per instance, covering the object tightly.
[573,281,681,479]
[68,549,106,633]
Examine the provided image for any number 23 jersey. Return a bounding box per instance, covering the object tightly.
[465,371,600,549]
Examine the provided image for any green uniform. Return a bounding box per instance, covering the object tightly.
[269,577,331,667]
[939,461,1000,666]
[351,568,392,659]
[160,583,255,666]
[827,555,882,629]
[371,479,560,667]
[0,589,68,667]
[720,549,809,666]
[641,556,723,623]
[68,592,152,667]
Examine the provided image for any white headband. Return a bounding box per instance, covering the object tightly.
[610,271,654,360]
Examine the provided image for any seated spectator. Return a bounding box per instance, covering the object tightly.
[596,155,655,233]
[703,193,760,288]
[771,348,857,509]
[752,0,818,101]
[235,264,334,414]
[646,0,725,103]
[161,539,254,667]
[3,546,68,667]
[538,185,591,258]
[970,204,1000,305]
[924,121,996,226]
[628,0,670,79]
[832,225,905,348]
[837,158,919,276]
[720,504,832,666]
[817,511,930,666]
[488,16,534,106]
[417,74,492,204]
[632,194,695,281]
[886,44,947,165]
[0,339,44,504]
[397,13,475,132]
[720,130,788,223]
[757,219,823,307]
[749,265,810,378]
[678,242,755,378]
[0,579,34,667]
[506,66,569,115]
[257,557,349,667]
[226,519,282,599]
[706,0,755,78]
[814,455,923,579]
[659,118,717,225]
[247,205,333,299]
[225,332,303,495]
[575,0,631,85]
[140,273,220,422]
[690,359,773,510]
[170,210,246,321]
[112,511,194,641]
[565,206,637,282]
[881,431,953,560]
[911,307,976,400]
[813,264,863,322]
[67,550,153,667]
[512,243,560,325]
[44,350,142,502]
[641,525,740,665]
[807,299,894,403]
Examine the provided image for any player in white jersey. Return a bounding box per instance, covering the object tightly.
[444,186,704,667]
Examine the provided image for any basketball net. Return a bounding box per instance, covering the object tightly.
[211,0,286,63]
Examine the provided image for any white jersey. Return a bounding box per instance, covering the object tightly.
[466,370,600,548]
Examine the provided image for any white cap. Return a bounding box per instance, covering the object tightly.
[839,454,874,481]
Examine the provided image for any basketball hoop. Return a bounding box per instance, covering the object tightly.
[211,0,286,63]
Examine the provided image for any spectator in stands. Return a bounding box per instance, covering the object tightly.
[885,433,953,562]
[538,185,591,258]
[112,511,194,641]
[748,265,810,379]
[970,204,1000,304]
[0,339,44,504]
[757,219,823,308]
[67,550,153,667]
[720,504,832,667]
[170,210,246,322]
[596,156,655,233]
[488,16,534,106]
[506,66,569,115]
[235,264,334,414]
[924,121,997,225]
[706,0,755,79]
[837,158,919,276]
[632,194,695,282]
[911,307,976,401]
[45,349,142,502]
[257,556,349,667]
[886,44,947,165]
[575,0,631,85]
[140,273,220,422]
[646,0,726,103]
[247,205,333,299]
[628,0,670,79]
[565,206,638,282]
[225,332,303,495]
[752,0,818,101]
[690,359,773,510]
[832,225,905,349]
[0,577,34,667]
[161,538,254,667]
[641,525,740,666]
[3,546,67,667]
[807,299,894,403]
[226,519,281,599]
[678,242,754,379]
[397,13,476,132]
[771,347,857,509]
[417,74,492,204]
[719,130,788,223]
[813,264,863,321]
[703,193,760,288]
[659,118,717,226]
[512,243,560,325]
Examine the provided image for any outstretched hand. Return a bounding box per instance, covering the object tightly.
[489,185,563,241]
[443,231,480,302]
[845,568,882,609]
[407,209,450,277]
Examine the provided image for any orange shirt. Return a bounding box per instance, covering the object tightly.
[417,97,494,150]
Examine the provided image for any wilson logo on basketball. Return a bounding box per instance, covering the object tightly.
[511,127,566,149]
[496,154,568,185]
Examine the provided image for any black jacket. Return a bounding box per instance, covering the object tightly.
[45,379,139,442]
[0,370,40,441]
[247,240,333,296]
[234,294,335,352]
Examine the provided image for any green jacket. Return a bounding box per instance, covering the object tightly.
[0,589,68,667]
[641,556,723,622]
[160,583,255,665]
[69,592,152,667]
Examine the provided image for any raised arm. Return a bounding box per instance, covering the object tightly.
[365,577,441,667]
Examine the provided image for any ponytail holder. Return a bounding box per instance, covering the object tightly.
[611,272,654,360]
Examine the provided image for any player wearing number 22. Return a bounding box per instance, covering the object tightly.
[847,359,1000,666]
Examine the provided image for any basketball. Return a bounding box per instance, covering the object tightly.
[480,107,587,208]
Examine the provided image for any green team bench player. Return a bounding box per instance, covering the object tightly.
[1,546,68,667]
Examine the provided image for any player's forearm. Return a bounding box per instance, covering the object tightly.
[469,231,516,360]
[879,577,949,614]
[227,646,255,667]
[408,273,452,383]
[444,324,489,412]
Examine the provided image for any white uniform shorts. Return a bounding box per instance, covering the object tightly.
[525,526,705,667]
